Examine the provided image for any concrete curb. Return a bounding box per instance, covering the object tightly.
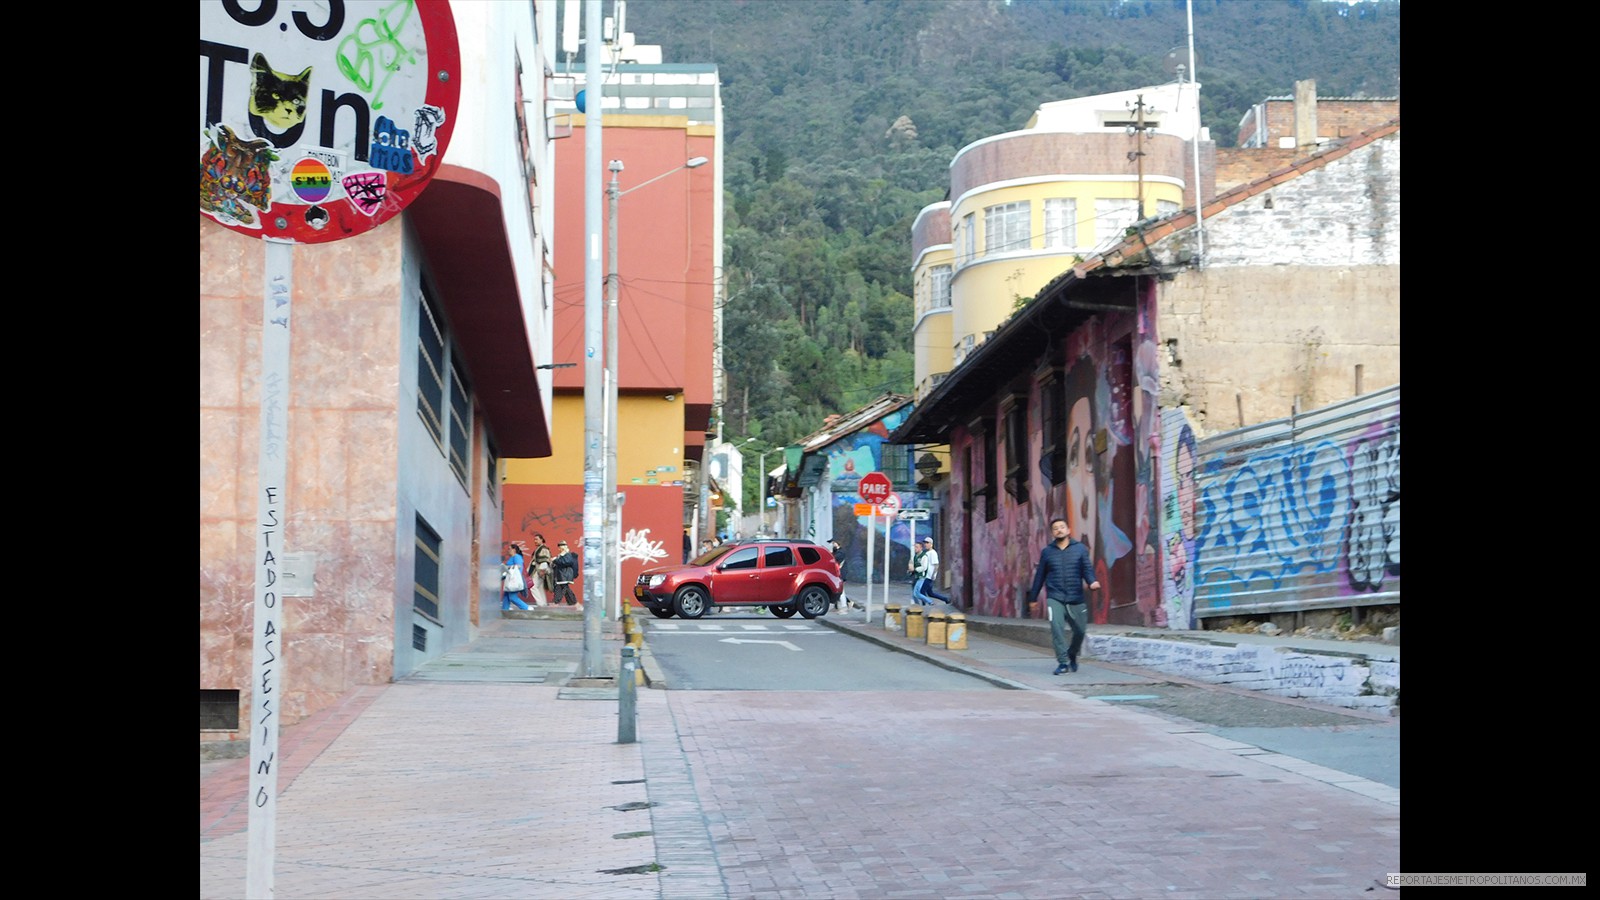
[816,614,1035,691]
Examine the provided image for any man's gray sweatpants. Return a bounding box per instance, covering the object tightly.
[1048,597,1088,665]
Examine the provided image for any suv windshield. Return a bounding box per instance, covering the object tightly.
[690,545,733,566]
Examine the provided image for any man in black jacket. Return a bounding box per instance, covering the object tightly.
[551,540,579,606]
[1027,517,1101,675]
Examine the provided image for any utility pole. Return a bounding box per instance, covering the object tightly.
[1132,93,1149,219]
[580,0,605,676]
[1136,94,1146,218]
[606,159,622,625]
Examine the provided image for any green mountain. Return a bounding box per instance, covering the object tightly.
[622,0,1401,502]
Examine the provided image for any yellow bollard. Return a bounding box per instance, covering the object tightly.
[926,610,947,648]
[885,602,902,633]
[946,612,967,650]
[905,605,926,640]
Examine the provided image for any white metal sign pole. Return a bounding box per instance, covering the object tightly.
[247,239,293,899]
[864,512,875,620]
[882,513,891,608]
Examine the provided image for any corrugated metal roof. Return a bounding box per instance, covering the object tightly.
[795,393,913,454]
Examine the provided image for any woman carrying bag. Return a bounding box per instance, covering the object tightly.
[501,543,531,611]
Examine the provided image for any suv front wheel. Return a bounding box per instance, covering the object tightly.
[798,585,831,619]
[673,585,710,619]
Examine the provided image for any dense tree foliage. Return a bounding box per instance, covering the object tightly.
[620,0,1400,506]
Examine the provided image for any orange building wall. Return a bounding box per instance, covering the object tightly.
[507,115,714,605]
[501,482,687,607]
[548,116,715,404]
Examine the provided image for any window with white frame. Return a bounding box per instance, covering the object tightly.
[418,283,447,448]
[959,213,975,265]
[984,201,1031,254]
[447,358,471,488]
[418,278,474,496]
[954,333,975,366]
[930,265,951,309]
[486,439,500,505]
[1044,198,1077,249]
[413,514,441,621]
[1094,199,1141,246]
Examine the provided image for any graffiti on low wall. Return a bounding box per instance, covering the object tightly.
[1172,388,1400,619]
[1085,633,1398,714]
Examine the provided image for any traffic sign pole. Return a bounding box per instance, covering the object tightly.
[202,6,461,896]
[882,509,891,609]
[864,512,875,621]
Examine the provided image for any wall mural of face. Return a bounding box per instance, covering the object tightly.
[1064,355,1101,560]
[1175,427,1197,538]
[1067,394,1096,554]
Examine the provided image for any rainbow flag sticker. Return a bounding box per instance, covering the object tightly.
[290,158,333,203]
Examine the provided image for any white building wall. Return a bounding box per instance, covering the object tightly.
[1202,135,1399,268]
[447,0,556,432]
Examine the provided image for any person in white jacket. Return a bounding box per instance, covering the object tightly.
[911,536,951,604]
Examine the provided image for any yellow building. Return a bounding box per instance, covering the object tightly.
[944,82,1203,369]
[907,82,1210,536]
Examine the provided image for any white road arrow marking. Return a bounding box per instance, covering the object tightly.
[719,637,802,651]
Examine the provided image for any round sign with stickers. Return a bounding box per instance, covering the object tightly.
[199,0,460,244]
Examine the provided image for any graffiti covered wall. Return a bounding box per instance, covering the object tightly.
[816,407,933,586]
[948,288,1162,625]
[1185,386,1400,619]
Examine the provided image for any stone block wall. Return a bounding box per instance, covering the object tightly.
[1087,634,1399,715]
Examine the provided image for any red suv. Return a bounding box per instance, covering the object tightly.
[633,538,842,619]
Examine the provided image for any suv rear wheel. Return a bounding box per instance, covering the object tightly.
[673,585,709,619]
[798,585,831,619]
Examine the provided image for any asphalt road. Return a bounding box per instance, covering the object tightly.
[644,613,1006,691]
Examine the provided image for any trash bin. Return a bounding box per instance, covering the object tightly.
[905,605,926,640]
[926,610,947,648]
[946,612,967,650]
[885,602,902,633]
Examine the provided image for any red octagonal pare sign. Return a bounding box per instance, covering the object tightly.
[858,472,893,505]
[200,0,460,244]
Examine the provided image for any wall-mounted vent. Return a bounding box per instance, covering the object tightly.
[413,624,428,652]
[201,689,240,731]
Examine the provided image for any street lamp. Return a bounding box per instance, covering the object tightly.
[603,156,709,620]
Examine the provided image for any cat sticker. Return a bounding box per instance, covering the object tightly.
[200,125,278,227]
[248,53,311,131]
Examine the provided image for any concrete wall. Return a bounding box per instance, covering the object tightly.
[201,216,409,731]
[1156,130,1400,436]
[1156,265,1399,436]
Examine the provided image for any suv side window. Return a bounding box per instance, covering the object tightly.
[763,545,795,568]
[721,547,760,570]
[797,546,820,564]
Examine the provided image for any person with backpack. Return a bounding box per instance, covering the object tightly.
[551,539,579,606]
